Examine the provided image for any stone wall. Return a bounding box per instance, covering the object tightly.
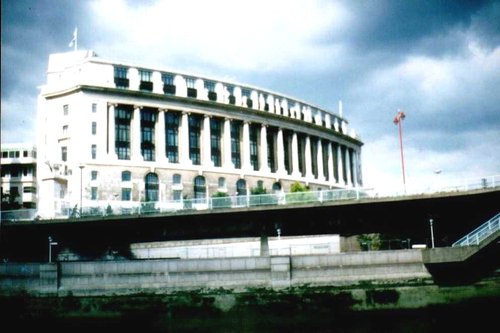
[0,249,431,297]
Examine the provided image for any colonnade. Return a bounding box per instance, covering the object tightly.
[107,104,361,187]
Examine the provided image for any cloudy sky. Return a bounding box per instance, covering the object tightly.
[2,0,499,192]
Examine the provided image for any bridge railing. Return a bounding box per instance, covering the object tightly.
[1,174,498,222]
[452,213,500,247]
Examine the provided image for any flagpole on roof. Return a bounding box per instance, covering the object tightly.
[68,27,78,51]
[394,109,406,193]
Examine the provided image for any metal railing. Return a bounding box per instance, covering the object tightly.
[1,174,498,222]
[452,213,500,247]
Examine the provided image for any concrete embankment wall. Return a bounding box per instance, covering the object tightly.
[0,249,431,297]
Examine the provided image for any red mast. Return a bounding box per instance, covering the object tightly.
[394,110,406,192]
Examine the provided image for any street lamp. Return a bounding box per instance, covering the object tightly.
[48,236,58,263]
[393,110,407,193]
[79,165,85,217]
[429,218,435,248]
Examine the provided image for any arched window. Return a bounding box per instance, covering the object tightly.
[236,179,247,196]
[145,173,159,202]
[121,170,131,182]
[272,182,282,192]
[193,176,206,199]
[218,177,226,189]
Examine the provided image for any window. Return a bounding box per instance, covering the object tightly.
[267,129,276,172]
[272,182,282,192]
[242,89,252,108]
[139,69,153,91]
[61,146,67,162]
[62,125,68,136]
[141,109,156,161]
[121,188,131,201]
[91,144,97,159]
[91,187,98,200]
[92,103,97,113]
[193,176,206,199]
[218,177,226,189]
[173,190,182,201]
[186,77,197,98]
[236,179,247,205]
[63,104,69,116]
[91,170,98,180]
[92,122,97,135]
[231,121,241,168]
[210,118,222,167]
[114,66,129,88]
[173,174,181,185]
[23,151,28,158]
[145,173,159,202]
[205,81,217,101]
[249,125,259,170]
[23,186,36,193]
[227,85,236,104]
[2,152,7,158]
[122,171,131,181]
[162,73,176,94]
[189,114,201,165]
[165,112,179,163]
[115,105,132,160]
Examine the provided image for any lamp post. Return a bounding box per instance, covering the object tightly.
[393,110,406,193]
[48,236,58,263]
[429,218,435,248]
[79,165,85,217]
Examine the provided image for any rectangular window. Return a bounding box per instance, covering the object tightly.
[165,112,179,163]
[63,104,69,116]
[121,188,131,201]
[249,125,259,170]
[115,106,132,160]
[114,66,129,88]
[210,118,222,167]
[267,129,276,172]
[23,151,28,158]
[173,190,182,201]
[63,125,68,136]
[186,77,197,98]
[91,187,98,200]
[61,146,67,162]
[23,186,36,193]
[141,109,156,161]
[139,69,153,91]
[92,103,97,113]
[91,144,97,159]
[2,152,7,158]
[205,81,217,101]
[91,170,98,180]
[162,73,176,95]
[92,122,97,135]
[230,121,241,169]
[189,114,201,165]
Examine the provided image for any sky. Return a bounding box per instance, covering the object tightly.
[1,0,499,193]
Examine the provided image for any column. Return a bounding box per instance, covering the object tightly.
[337,144,344,186]
[107,103,117,159]
[327,142,335,184]
[223,118,233,169]
[202,115,213,167]
[291,132,300,177]
[242,121,251,171]
[132,105,142,161]
[304,135,313,179]
[345,148,352,187]
[276,128,286,175]
[260,125,270,173]
[180,112,191,164]
[317,138,325,181]
[352,149,359,187]
[156,109,166,163]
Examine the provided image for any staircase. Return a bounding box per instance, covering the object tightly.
[452,213,500,247]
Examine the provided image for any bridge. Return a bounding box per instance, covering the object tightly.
[0,176,499,262]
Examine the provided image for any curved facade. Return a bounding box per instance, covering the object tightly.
[37,50,363,218]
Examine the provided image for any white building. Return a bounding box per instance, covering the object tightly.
[1,143,37,210]
[37,50,363,218]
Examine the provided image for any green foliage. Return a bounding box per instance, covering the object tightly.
[290,182,310,193]
[250,186,267,195]
[286,182,316,203]
[212,191,229,198]
[357,234,382,251]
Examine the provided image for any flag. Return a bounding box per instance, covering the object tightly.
[393,110,406,124]
[68,27,77,48]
